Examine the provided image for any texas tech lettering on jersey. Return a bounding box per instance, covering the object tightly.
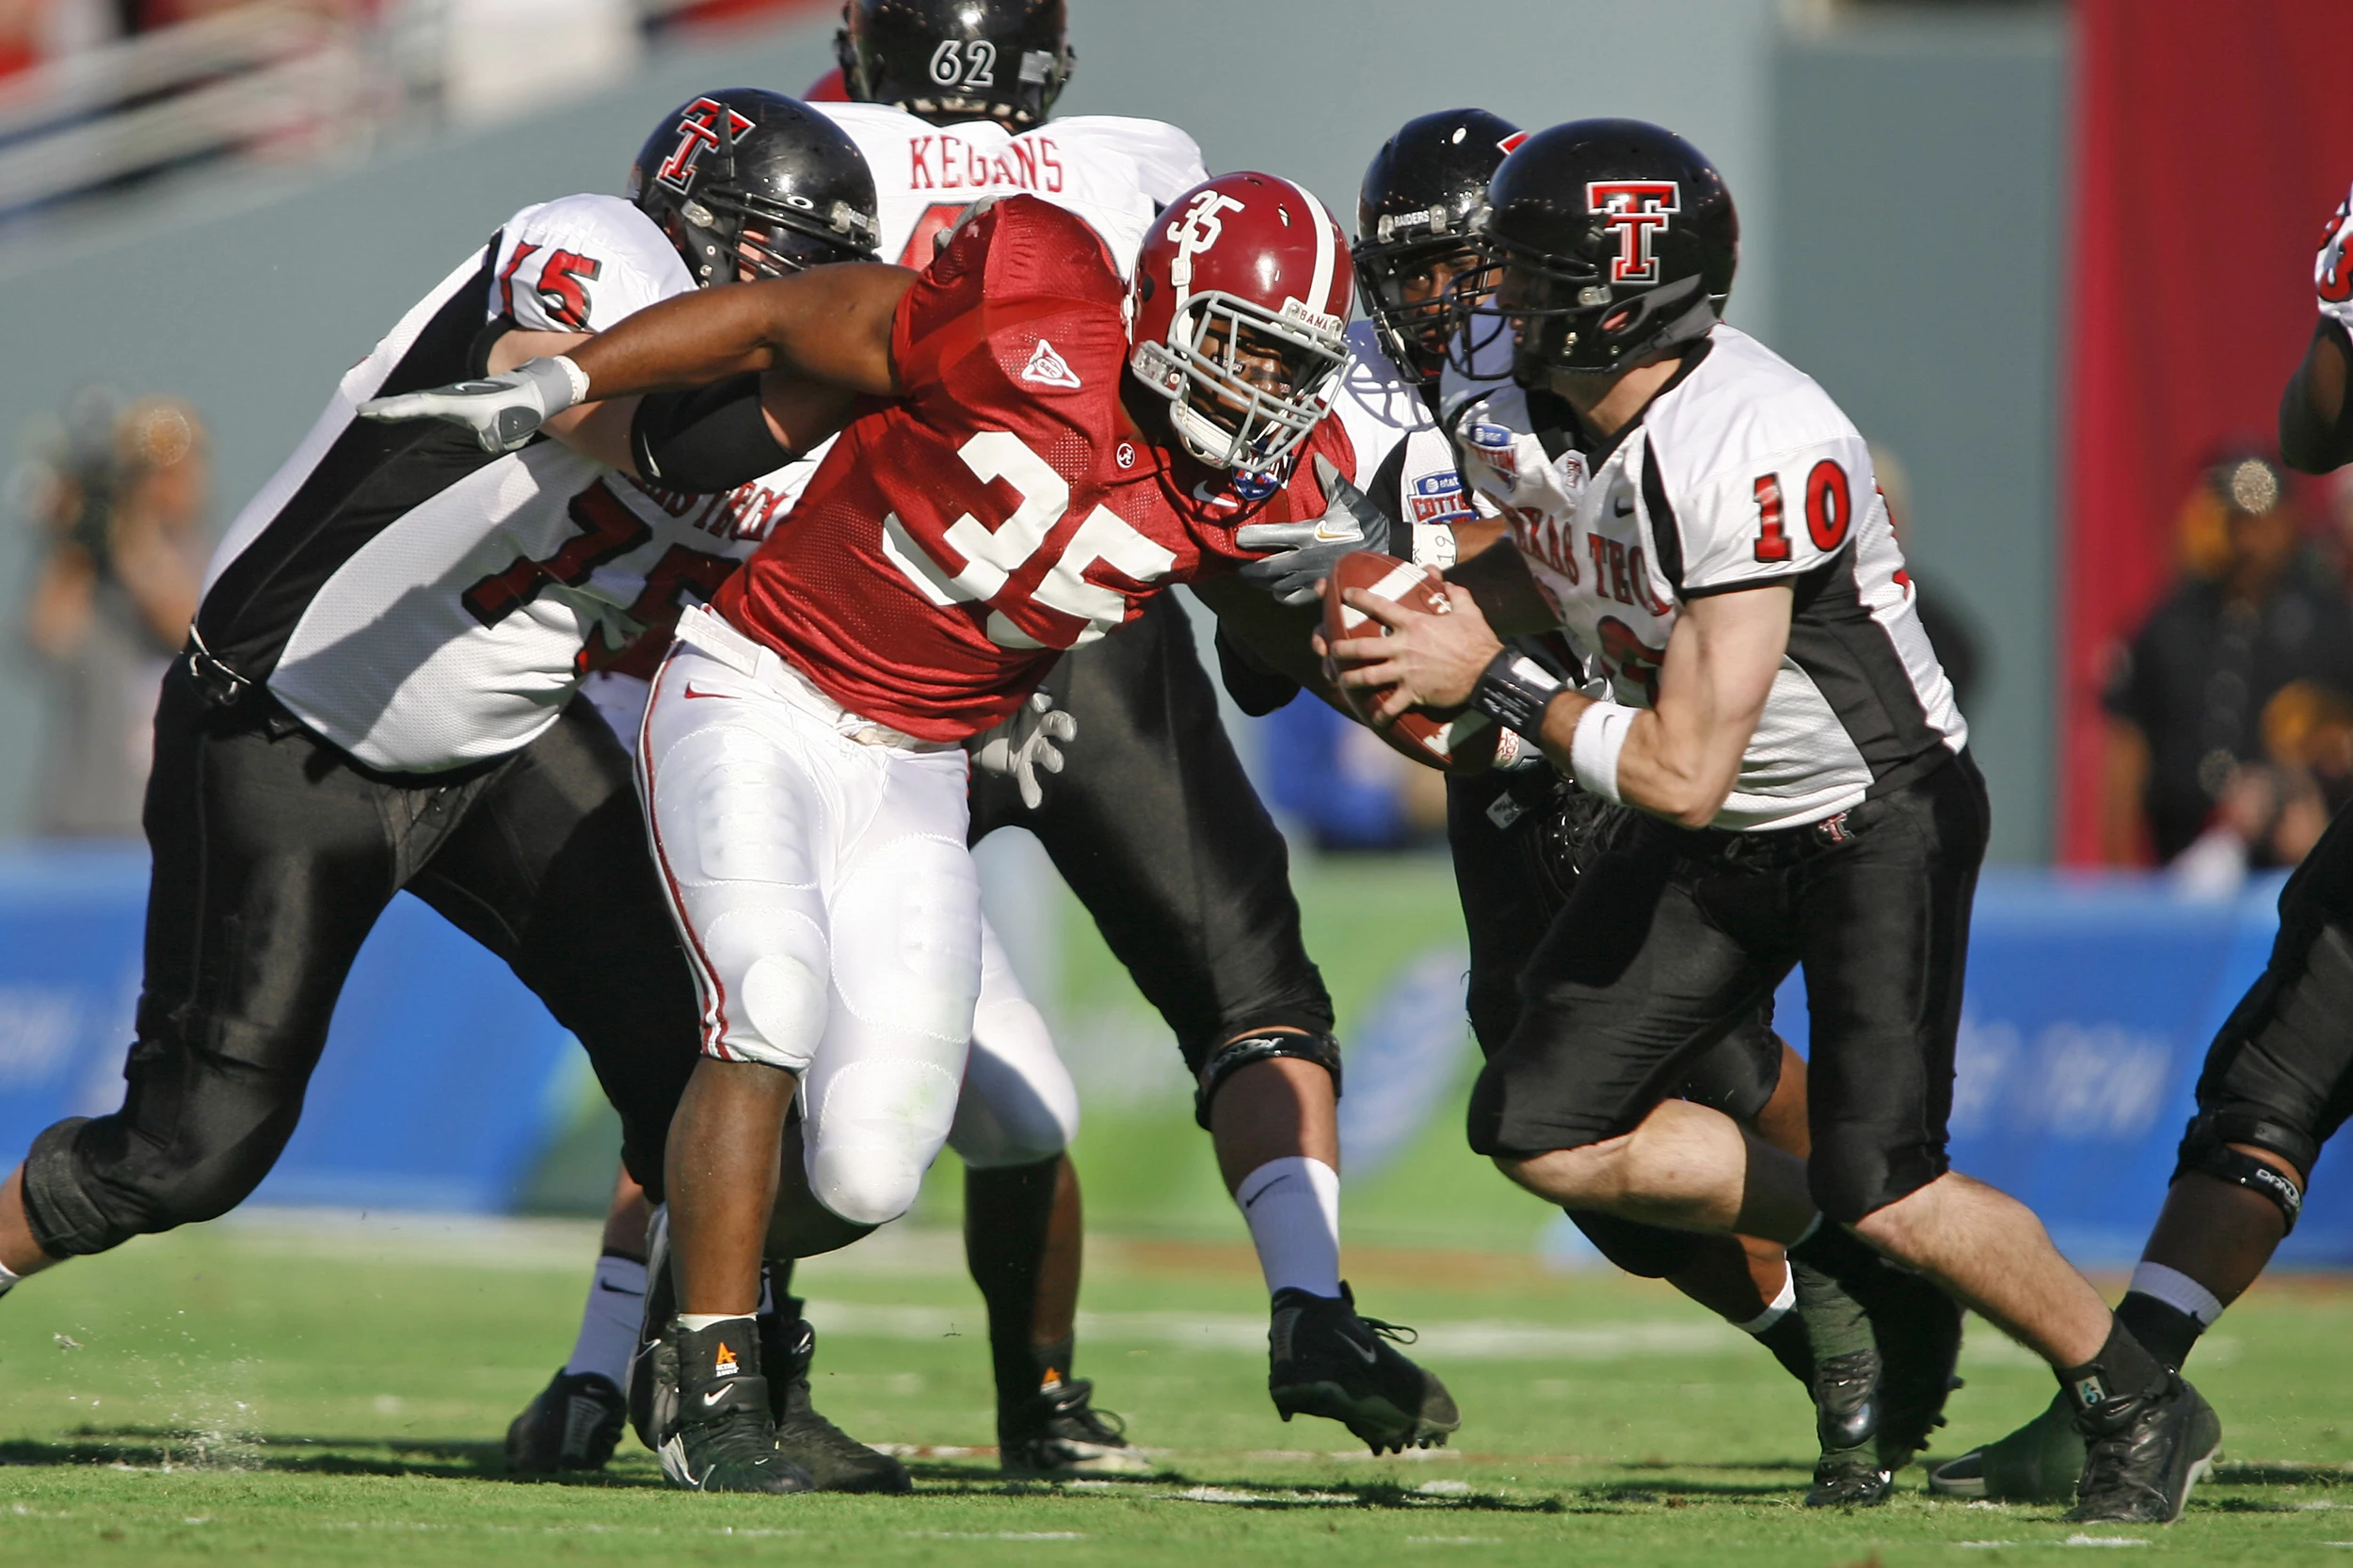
[816,102,1204,273]
[1452,326,1965,831]
[198,195,778,773]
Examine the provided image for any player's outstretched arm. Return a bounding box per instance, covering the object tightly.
[566,264,916,402]
[360,264,917,455]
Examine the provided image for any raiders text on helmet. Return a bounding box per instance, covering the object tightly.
[1128,172,1354,472]
[835,0,1073,128]
[1456,118,1737,383]
[629,88,882,287]
[1353,107,1523,385]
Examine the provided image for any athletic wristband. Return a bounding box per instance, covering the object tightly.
[1469,647,1565,738]
[521,354,589,411]
[1569,702,1635,804]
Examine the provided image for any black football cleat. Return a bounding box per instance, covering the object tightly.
[2064,1374,2221,1525]
[1000,1377,1154,1476]
[1267,1282,1460,1455]
[1856,1263,1965,1474]
[1804,1348,1892,1508]
[658,1317,812,1495]
[629,1208,678,1455]
[504,1368,627,1473]
[1927,1391,2085,1502]
[763,1297,911,1493]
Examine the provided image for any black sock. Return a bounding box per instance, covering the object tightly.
[965,1156,1062,1411]
[2057,1320,2168,1417]
[1785,1215,1886,1284]
[764,1256,794,1316]
[1753,1307,1816,1386]
[2114,1290,2204,1373]
[1032,1335,1076,1394]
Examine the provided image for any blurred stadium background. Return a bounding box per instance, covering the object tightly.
[0,0,2350,1275]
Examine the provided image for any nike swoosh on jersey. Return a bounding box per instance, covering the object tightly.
[682,684,735,700]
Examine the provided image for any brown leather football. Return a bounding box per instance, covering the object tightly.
[1320,550,1495,772]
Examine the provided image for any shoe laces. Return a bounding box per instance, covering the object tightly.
[1041,1379,1128,1443]
[1354,1313,1419,1348]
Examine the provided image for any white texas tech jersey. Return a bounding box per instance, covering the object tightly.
[814,102,1204,274]
[1451,326,1965,831]
[198,194,792,774]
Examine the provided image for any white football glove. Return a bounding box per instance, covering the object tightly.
[357,356,588,454]
[2319,181,2353,333]
[970,691,1077,810]
[1235,454,1408,606]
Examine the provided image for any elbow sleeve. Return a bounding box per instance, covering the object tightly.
[630,375,792,492]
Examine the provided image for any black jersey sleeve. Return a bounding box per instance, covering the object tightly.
[629,375,791,493]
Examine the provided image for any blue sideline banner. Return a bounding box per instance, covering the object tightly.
[0,843,577,1214]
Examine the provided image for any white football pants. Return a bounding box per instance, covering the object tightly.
[639,610,980,1226]
[594,651,1080,1180]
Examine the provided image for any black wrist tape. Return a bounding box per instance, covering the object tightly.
[630,374,791,492]
[1469,648,1565,738]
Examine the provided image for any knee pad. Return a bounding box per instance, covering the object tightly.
[951,1001,1080,1170]
[1564,1208,1702,1279]
[804,1057,963,1226]
[1807,1138,1940,1227]
[21,1117,108,1257]
[2175,1110,2309,1231]
[1190,1031,1344,1130]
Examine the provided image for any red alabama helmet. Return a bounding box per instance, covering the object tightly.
[1128,172,1353,471]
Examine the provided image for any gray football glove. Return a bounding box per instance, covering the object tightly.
[357,355,587,455]
[969,691,1077,810]
[1235,454,1406,606]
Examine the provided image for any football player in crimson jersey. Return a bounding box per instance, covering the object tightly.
[0,89,882,1500]
[524,44,1205,1476]
[366,172,1462,1487]
[1326,118,2215,1524]
[529,4,1391,1480]
[1925,178,2353,1508]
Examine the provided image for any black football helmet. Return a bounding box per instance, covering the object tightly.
[1453,118,1737,385]
[834,0,1073,128]
[1354,107,1523,385]
[628,88,881,287]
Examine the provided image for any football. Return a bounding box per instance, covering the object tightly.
[1320,550,1497,772]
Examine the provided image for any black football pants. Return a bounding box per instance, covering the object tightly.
[1447,768,1784,1273]
[1469,753,1988,1224]
[2180,797,2353,1178]
[20,663,701,1257]
[967,594,1335,1079]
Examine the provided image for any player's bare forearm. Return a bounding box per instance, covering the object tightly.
[1442,539,1556,633]
[568,264,917,402]
[1610,584,1791,827]
[489,327,640,472]
[2281,319,2353,473]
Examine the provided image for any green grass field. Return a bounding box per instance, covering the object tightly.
[4,1212,2353,1565]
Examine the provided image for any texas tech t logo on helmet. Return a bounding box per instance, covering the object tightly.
[1589,181,1680,284]
[656,98,756,192]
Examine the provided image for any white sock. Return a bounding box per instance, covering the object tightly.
[678,1312,752,1334]
[561,1253,647,1385]
[0,1260,20,1299]
[1735,1263,1798,1335]
[1235,1156,1342,1299]
[2128,1261,2224,1326]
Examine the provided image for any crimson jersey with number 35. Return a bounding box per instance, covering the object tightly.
[714,194,1348,741]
